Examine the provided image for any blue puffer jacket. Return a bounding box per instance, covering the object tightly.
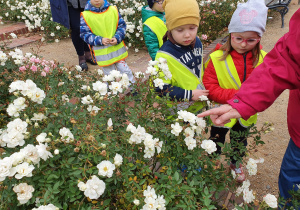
[80,0,127,46]
[141,6,166,60]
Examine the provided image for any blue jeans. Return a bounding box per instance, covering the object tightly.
[278,138,300,209]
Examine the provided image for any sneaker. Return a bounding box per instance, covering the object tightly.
[80,62,88,71]
[230,163,245,183]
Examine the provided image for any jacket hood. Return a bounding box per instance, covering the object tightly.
[142,5,165,23]
[84,0,110,12]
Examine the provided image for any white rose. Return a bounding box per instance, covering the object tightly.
[78,181,87,191]
[36,143,53,161]
[0,157,16,181]
[201,139,217,154]
[84,175,106,199]
[133,199,140,205]
[36,132,47,143]
[263,194,277,208]
[15,162,35,179]
[114,154,123,167]
[97,160,115,178]
[171,122,183,136]
[13,183,34,204]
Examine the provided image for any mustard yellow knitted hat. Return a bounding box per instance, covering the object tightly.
[163,0,200,31]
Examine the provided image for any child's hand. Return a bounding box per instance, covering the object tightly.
[102,38,110,45]
[191,90,209,101]
[110,38,118,45]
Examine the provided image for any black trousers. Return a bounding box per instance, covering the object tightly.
[68,6,90,56]
[209,122,248,164]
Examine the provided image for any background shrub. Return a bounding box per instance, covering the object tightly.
[0,0,240,49]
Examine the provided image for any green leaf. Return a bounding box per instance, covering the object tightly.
[174,171,179,181]
[103,199,111,206]
[47,174,59,180]
[67,157,76,163]
[53,181,60,190]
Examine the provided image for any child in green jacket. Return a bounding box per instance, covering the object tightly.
[142,0,167,60]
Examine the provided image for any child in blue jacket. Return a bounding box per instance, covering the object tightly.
[80,0,134,84]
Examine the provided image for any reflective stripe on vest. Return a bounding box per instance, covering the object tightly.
[156,51,206,113]
[144,16,167,48]
[82,6,128,67]
[210,50,267,128]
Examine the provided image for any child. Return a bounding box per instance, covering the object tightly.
[198,8,300,203]
[154,0,209,114]
[80,0,134,84]
[202,0,268,182]
[142,0,167,60]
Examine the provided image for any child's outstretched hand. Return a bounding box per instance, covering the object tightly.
[102,38,110,46]
[191,89,209,101]
[110,38,117,45]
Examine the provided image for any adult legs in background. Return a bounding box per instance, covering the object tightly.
[278,138,300,209]
[68,6,91,70]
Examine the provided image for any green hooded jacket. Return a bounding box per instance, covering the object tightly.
[141,6,166,60]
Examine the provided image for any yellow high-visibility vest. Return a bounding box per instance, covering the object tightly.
[209,49,267,128]
[81,6,128,67]
[156,51,206,113]
[144,16,167,48]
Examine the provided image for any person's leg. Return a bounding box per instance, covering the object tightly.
[229,122,248,182]
[230,122,248,164]
[102,64,115,76]
[84,45,97,65]
[115,60,135,84]
[68,6,88,70]
[278,138,300,206]
[209,126,229,155]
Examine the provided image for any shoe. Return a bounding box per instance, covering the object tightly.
[230,163,245,183]
[80,62,88,71]
[86,59,97,65]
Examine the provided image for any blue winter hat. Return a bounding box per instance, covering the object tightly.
[228,0,268,37]
[148,0,154,8]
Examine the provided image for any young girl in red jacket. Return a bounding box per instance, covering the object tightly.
[203,0,268,182]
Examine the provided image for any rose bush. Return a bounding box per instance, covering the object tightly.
[1,44,294,209]
[0,0,240,49]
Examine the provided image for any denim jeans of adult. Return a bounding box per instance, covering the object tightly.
[278,138,300,209]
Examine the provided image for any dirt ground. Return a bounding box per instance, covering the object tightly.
[17,1,300,205]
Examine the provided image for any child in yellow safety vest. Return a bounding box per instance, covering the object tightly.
[154,0,209,114]
[142,0,167,60]
[80,0,135,84]
[203,0,268,182]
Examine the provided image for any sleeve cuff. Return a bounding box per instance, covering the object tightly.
[227,96,257,120]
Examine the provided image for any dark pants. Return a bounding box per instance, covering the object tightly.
[209,122,248,164]
[68,6,90,56]
[278,139,300,209]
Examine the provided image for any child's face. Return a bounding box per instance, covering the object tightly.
[90,0,104,8]
[230,31,260,54]
[152,0,164,13]
[171,24,198,46]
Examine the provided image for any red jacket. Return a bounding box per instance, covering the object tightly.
[203,47,256,104]
[228,9,300,148]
